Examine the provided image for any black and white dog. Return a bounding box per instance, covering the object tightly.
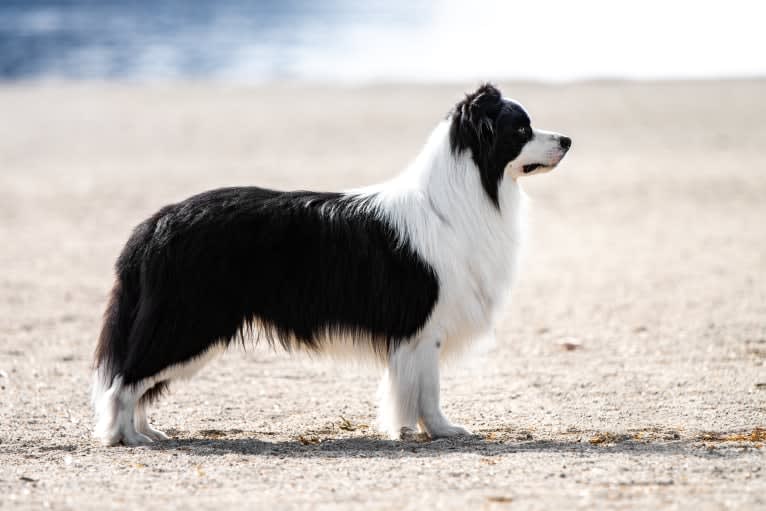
[92,84,571,446]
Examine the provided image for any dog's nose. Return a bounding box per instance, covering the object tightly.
[559,136,572,150]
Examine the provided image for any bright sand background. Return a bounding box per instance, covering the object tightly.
[0,81,765,510]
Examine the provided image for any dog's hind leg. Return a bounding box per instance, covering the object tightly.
[94,376,153,446]
[135,403,169,441]
[135,381,170,441]
[129,345,224,443]
[93,375,123,446]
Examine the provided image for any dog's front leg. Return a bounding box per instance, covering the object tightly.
[378,341,421,439]
[379,337,471,440]
[414,338,472,439]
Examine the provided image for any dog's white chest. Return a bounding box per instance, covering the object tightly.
[372,174,526,354]
[431,185,526,345]
[362,121,528,350]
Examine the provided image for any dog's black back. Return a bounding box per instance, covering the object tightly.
[95,187,439,388]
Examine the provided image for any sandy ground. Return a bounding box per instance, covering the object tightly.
[0,81,765,510]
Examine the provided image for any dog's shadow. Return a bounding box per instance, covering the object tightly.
[135,428,757,459]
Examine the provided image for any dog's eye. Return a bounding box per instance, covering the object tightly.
[516,126,529,137]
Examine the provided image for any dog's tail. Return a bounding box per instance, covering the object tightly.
[91,219,155,407]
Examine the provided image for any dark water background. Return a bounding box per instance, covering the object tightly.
[0,0,431,81]
[1,1,763,82]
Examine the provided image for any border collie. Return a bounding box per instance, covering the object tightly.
[92,84,571,446]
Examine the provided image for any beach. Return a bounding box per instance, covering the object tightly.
[1,80,765,509]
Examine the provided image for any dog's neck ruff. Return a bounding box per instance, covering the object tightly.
[354,120,527,354]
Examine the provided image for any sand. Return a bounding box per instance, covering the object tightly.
[1,80,765,510]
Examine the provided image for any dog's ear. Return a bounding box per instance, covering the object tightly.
[464,83,503,117]
[451,83,503,147]
[449,83,505,208]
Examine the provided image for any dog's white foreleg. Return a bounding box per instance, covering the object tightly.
[378,341,422,439]
[379,337,471,440]
[415,337,472,438]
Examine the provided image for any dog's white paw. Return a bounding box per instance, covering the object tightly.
[140,425,170,441]
[424,423,474,439]
[121,431,154,446]
[399,426,430,442]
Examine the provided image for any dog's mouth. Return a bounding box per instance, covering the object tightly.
[522,163,544,174]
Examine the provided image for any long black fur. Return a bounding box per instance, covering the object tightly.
[449,83,533,207]
[95,187,439,388]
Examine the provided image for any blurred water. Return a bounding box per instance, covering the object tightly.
[1,0,764,82]
[0,0,434,81]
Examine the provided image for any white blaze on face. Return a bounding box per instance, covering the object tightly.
[506,128,570,179]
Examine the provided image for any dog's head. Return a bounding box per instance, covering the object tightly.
[449,83,571,206]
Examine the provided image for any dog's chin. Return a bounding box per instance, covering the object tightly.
[508,162,557,179]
